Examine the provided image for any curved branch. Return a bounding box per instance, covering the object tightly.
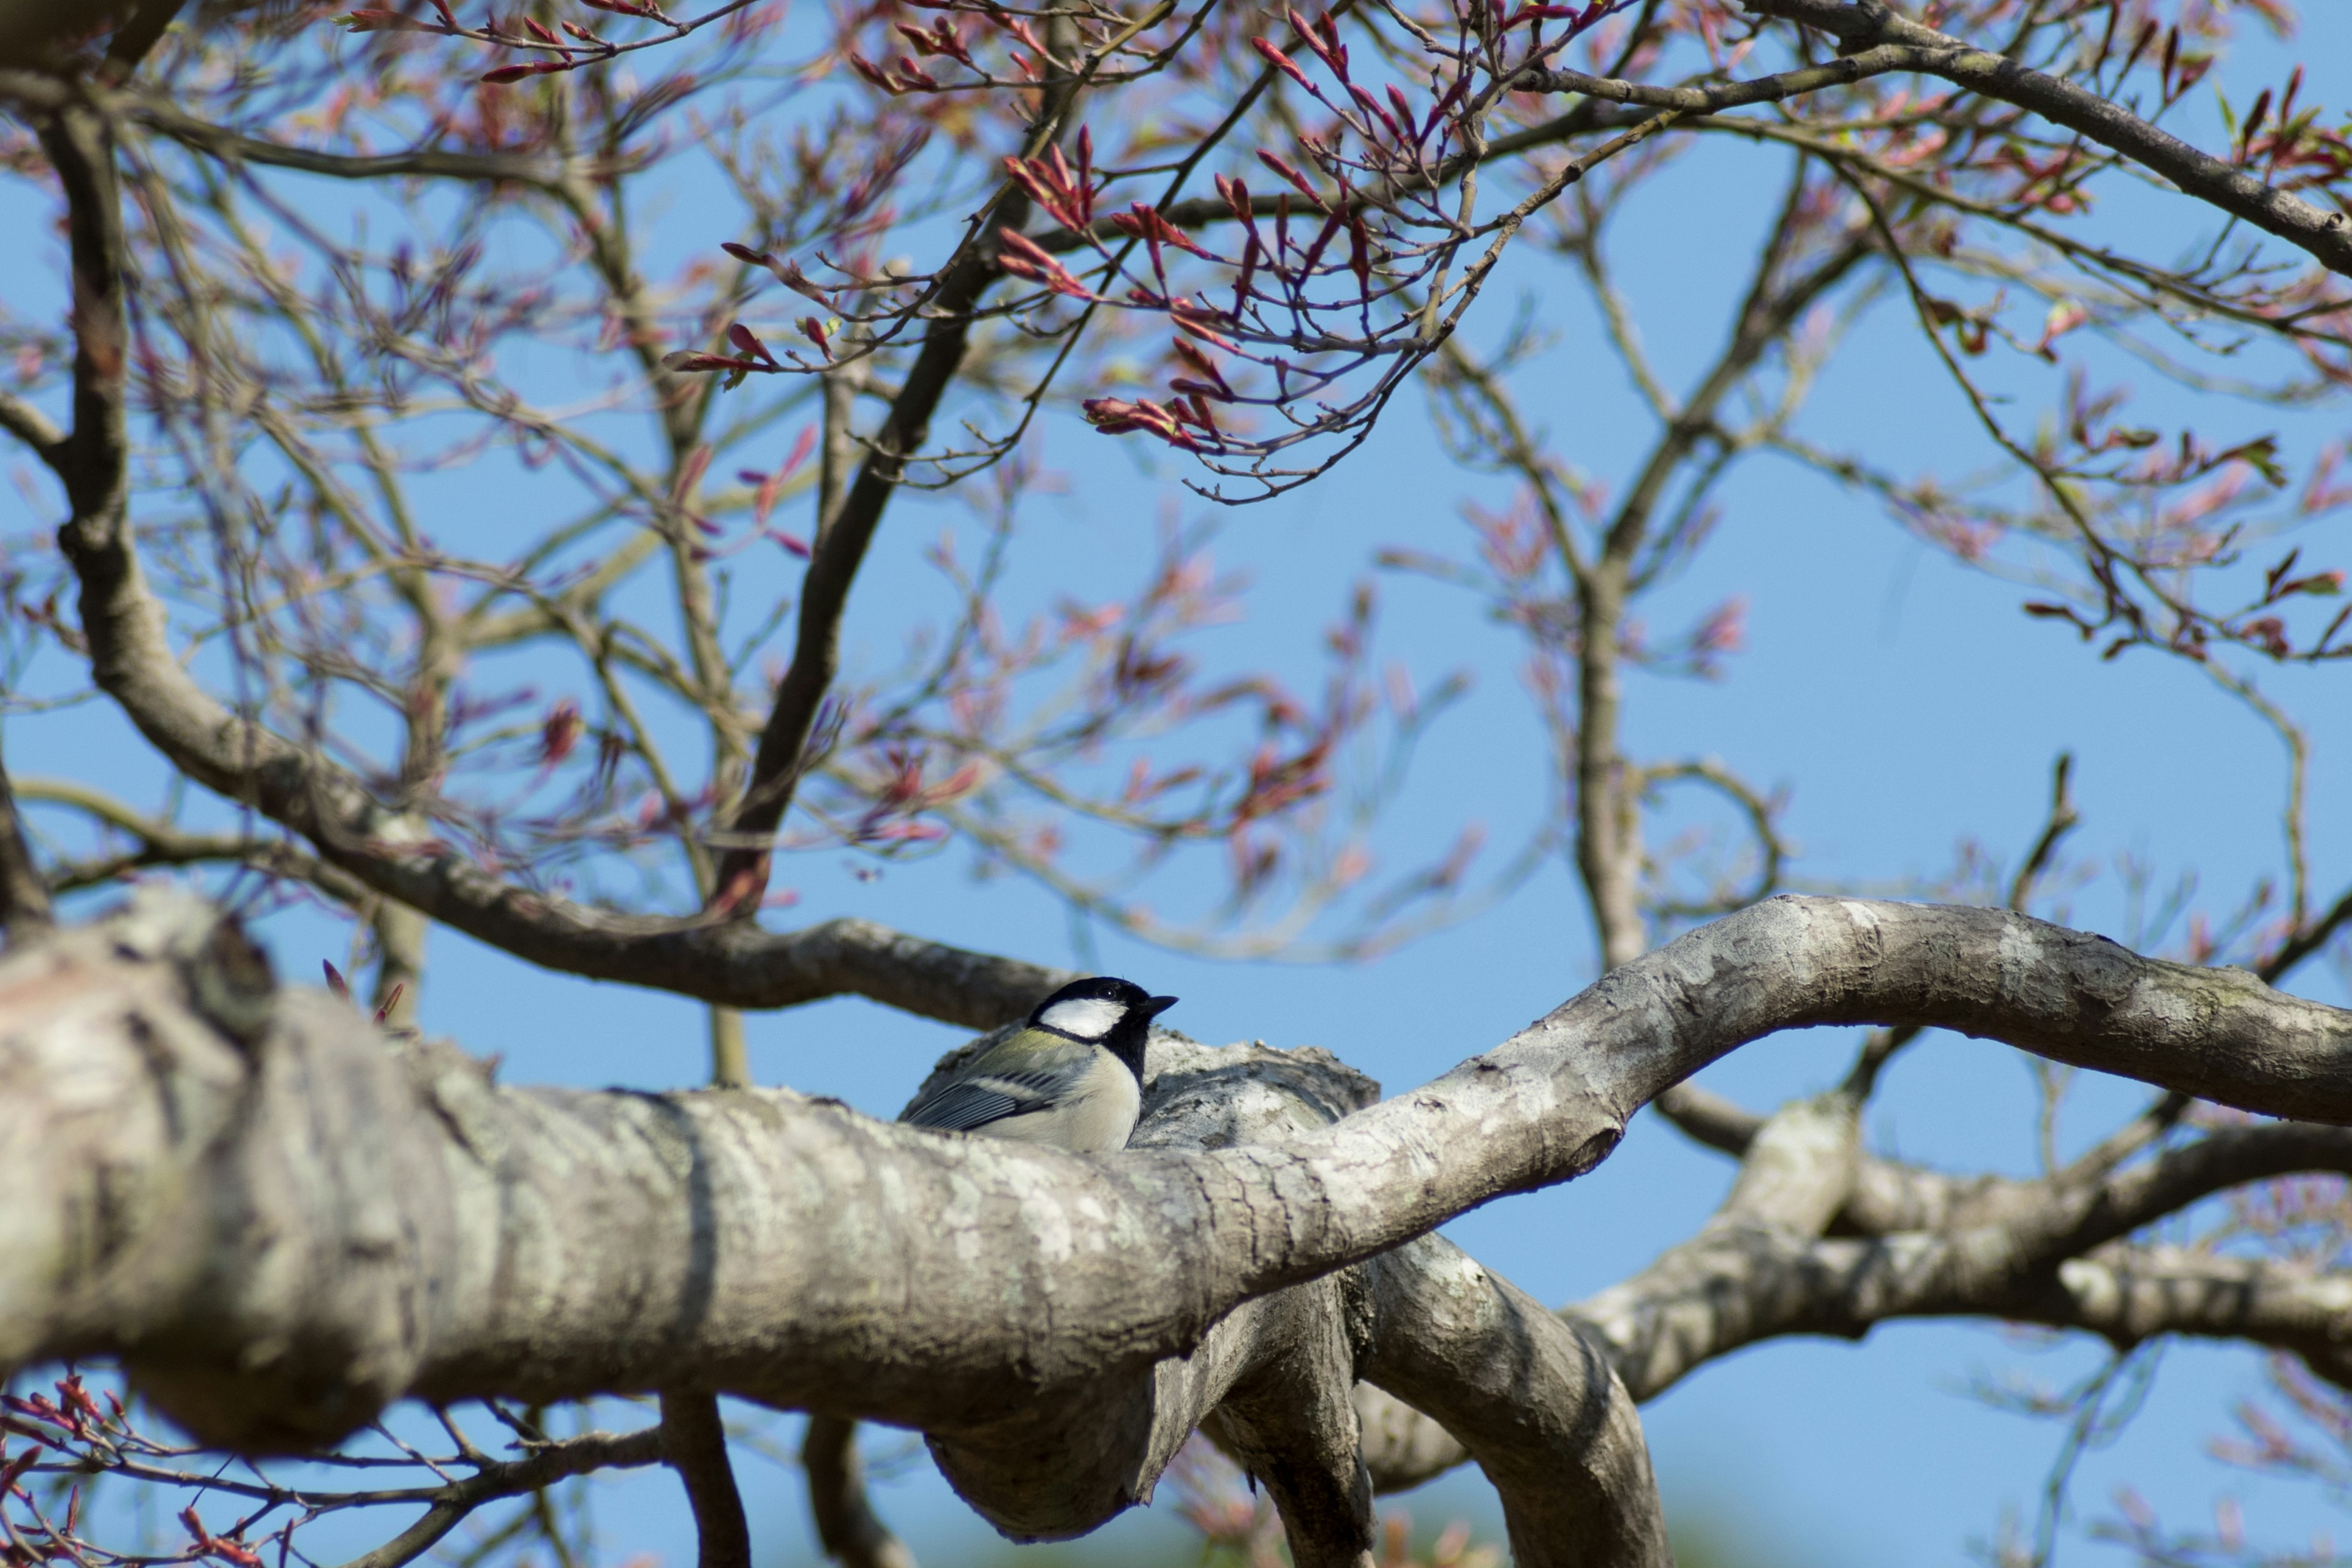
[1352,1385,1469,1494]
[1357,1236,1668,1568]
[6,893,2351,1511]
[1192,1273,1379,1568]
[802,1417,918,1568]
[2020,1245,2352,1387]
[659,1392,752,1568]
[0,72,578,187]
[1575,1108,2352,1402]
[0,736,52,943]
[20,67,1054,1020]
[18,775,373,903]
[330,1425,667,1568]
[1649,1081,1765,1156]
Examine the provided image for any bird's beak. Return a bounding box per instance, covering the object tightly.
[1146,995,1179,1017]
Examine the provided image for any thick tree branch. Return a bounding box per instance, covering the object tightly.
[7,892,2348,1438]
[1192,1274,1379,1568]
[2015,1245,2352,1387]
[1574,1106,2352,1402]
[1575,1226,2352,1401]
[1357,1237,1668,1568]
[2,890,2348,1566]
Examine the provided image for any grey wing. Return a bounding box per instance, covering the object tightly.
[902,1065,1072,1133]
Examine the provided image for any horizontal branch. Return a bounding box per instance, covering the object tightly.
[17,775,374,903]
[1577,1090,2352,1401]
[4,890,2345,1431]
[0,70,579,187]
[336,1425,667,1568]
[1576,1224,2352,1401]
[1526,43,1916,114]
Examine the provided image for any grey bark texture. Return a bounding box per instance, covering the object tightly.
[7,891,2352,1562]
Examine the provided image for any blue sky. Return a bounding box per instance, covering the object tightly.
[7,4,2352,1564]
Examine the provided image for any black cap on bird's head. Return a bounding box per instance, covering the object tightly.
[1029,975,1178,1076]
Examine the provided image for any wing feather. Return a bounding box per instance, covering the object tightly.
[903,1082,1028,1132]
[901,1044,1088,1133]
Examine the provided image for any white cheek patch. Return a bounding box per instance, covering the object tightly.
[1038,997,1125,1039]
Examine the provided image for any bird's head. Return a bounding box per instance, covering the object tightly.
[1029,976,1178,1074]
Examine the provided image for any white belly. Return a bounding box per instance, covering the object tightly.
[975,1069,1142,1152]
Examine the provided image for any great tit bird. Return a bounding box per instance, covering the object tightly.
[901,976,1178,1152]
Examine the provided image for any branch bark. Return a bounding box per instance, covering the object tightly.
[659,1390,753,1568]
[1357,1237,1667,1567]
[802,1417,918,1568]
[0,733,53,944]
[7,891,2349,1433]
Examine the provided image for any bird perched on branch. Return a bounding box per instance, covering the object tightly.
[902,976,1177,1153]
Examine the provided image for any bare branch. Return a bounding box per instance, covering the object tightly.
[1352,1385,1470,1495]
[1648,1082,1763,1157]
[18,774,372,903]
[0,733,52,944]
[711,198,1034,905]
[2007,752,2081,914]
[802,1417,917,1568]
[92,0,187,85]
[330,1425,668,1568]
[2261,883,2352,985]
[35,95,130,537]
[0,389,65,467]
[0,71,577,186]
[1358,1236,1669,1568]
[1529,43,1922,115]
[8,892,2350,1450]
[660,1392,752,1568]
[1526,5,2352,277]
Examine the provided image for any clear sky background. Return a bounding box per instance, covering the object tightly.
[7,4,2352,1565]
